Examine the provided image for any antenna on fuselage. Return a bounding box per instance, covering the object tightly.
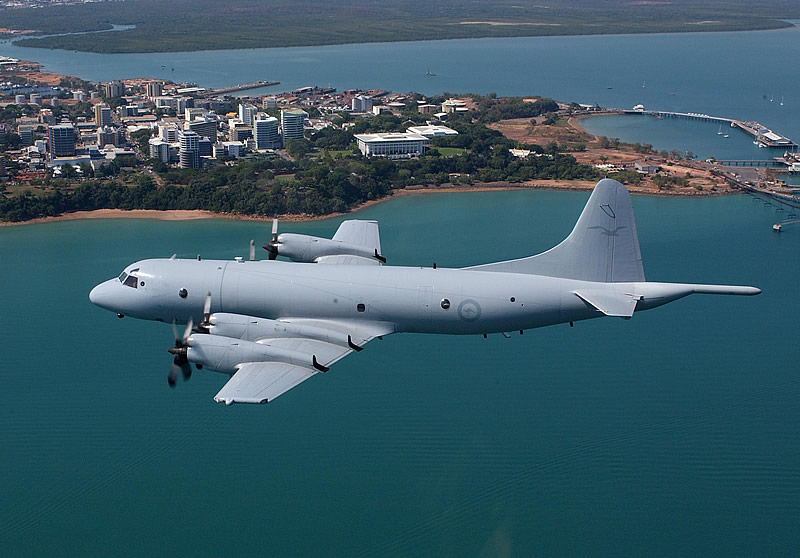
[249,240,255,261]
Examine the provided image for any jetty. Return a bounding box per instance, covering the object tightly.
[207,80,280,95]
[621,109,798,150]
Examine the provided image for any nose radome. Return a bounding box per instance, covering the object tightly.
[89,280,115,309]
[89,285,99,304]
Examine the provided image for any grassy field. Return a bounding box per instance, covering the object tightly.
[2,0,800,53]
[436,147,468,157]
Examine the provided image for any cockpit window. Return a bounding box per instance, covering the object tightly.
[122,268,139,289]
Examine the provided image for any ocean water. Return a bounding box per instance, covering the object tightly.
[1,189,798,556]
[2,24,800,142]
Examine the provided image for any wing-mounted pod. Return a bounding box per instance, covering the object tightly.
[264,218,385,265]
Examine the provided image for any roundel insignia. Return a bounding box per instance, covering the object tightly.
[457,299,481,322]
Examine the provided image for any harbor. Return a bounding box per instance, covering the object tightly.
[621,109,798,150]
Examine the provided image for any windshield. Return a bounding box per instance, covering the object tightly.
[120,268,139,289]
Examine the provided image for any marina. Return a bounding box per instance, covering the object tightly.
[622,109,798,150]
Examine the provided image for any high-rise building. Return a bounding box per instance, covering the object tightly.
[159,122,181,142]
[280,109,307,142]
[94,104,112,127]
[148,138,170,162]
[97,126,124,147]
[104,80,125,98]
[230,125,252,142]
[239,103,257,127]
[179,130,200,169]
[187,117,218,143]
[48,124,76,158]
[253,115,281,149]
[17,125,34,146]
[29,94,41,105]
[198,137,213,157]
[262,96,277,110]
[146,81,163,98]
[352,95,372,113]
[73,91,87,102]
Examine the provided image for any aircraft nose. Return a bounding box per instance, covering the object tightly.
[89,280,116,310]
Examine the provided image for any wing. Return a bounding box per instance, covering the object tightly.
[212,317,393,405]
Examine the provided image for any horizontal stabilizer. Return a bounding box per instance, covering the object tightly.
[333,220,382,257]
[573,289,640,317]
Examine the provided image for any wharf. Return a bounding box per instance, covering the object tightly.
[620,109,798,150]
[207,80,280,95]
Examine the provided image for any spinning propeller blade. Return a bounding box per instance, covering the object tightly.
[264,218,280,260]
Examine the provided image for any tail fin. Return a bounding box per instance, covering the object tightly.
[467,179,645,282]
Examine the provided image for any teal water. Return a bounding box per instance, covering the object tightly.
[1,190,798,556]
[581,114,791,161]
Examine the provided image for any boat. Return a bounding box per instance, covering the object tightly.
[426,70,437,77]
[773,223,782,232]
[780,96,784,106]
[723,134,729,138]
[717,125,723,135]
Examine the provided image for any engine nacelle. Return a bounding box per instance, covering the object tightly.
[275,233,378,263]
[185,333,322,375]
[208,313,358,349]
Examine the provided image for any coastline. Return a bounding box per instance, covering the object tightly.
[0,179,733,227]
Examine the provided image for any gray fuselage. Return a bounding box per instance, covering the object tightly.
[90,257,667,335]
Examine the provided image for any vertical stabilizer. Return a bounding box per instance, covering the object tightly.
[466,179,645,282]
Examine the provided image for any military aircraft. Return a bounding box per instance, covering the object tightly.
[89,179,760,405]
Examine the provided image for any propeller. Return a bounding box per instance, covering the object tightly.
[263,218,280,260]
[167,318,193,387]
[196,292,212,334]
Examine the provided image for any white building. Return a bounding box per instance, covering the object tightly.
[352,95,373,113]
[281,109,307,141]
[239,103,258,127]
[407,125,459,139]
[179,130,200,169]
[253,115,281,149]
[354,132,428,159]
[148,138,171,162]
[215,141,244,158]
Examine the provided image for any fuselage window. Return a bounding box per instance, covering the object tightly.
[356,303,366,312]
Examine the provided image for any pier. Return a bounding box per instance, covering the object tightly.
[715,159,785,168]
[621,109,798,150]
[207,80,280,95]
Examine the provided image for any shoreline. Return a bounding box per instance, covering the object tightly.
[2,19,795,56]
[0,180,735,227]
